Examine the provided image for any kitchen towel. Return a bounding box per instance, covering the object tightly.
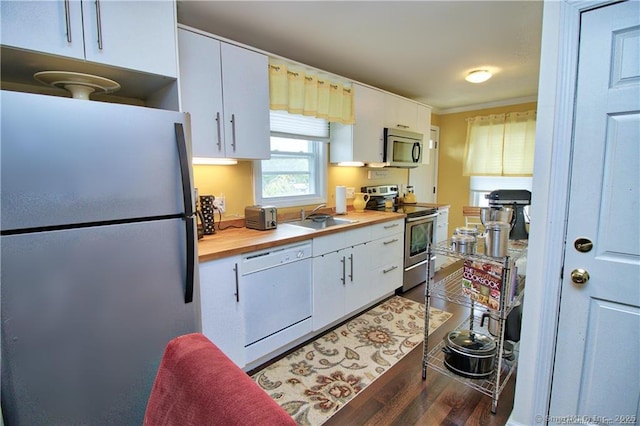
[336,186,347,214]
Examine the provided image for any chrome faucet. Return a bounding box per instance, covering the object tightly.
[311,203,326,214]
[301,203,326,220]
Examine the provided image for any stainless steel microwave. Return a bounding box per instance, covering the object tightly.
[383,128,423,168]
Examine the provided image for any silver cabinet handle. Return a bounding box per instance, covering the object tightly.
[215,112,222,152]
[396,124,410,129]
[233,263,239,302]
[230,114,237,151]
[349,253,354,282]
[383,238,399,245]
[95,0,103,50]
[340,256,346,285]
[64,0,72,42]
[383,265,398,274]
[384,223,400,229]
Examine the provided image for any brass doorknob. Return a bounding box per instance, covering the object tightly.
[571,268,590,285]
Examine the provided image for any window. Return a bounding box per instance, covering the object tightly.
[463,111,536,176]
[469,176,533,207]
[254,111,328,207]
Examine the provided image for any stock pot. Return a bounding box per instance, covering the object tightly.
[442,329,496,379]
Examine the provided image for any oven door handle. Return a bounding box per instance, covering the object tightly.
[406,212,439,223]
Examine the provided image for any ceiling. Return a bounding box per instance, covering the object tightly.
[176,1,543,114]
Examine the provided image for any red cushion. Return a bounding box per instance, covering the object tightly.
[144,333,295,426]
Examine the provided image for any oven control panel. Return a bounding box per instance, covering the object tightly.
[361,185,398,197]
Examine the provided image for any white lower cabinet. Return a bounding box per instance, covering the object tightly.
[198,219,405,368]
[312,243,370,330]
[312,227,370,331]
[199,255,245,367]
[369,220,404,298]
[312,220,404,331]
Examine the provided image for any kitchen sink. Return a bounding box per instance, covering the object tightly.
[284,217,358,230]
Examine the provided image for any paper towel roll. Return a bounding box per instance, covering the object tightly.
[336,186,347,214]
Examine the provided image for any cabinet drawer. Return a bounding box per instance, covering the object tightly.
[371,260,403,295]
[313,226,370,256]
[369,232,404,264]
[370,219,404,240]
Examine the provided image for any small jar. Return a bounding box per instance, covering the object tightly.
[451,234,477,254]
[455,226,480,238]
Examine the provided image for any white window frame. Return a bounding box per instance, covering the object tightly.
[253,112,328,208]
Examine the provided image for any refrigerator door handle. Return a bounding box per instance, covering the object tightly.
[184,215,196,303]
[174,123,194,217]
[175,122,196,304]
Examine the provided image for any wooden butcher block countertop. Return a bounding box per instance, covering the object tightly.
[198,210,405,262]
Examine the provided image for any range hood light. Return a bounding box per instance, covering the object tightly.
[336,161,365,167]
[192,157,238,165]
[465,70,492,84]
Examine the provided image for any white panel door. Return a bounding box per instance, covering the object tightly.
[409,126,439,203]
[550,1,640,420]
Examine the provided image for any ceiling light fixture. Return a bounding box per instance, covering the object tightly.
[465,70,492,84]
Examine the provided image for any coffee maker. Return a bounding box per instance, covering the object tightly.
[486,189,531,240]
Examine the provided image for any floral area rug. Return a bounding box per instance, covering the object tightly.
[251,296,452,425]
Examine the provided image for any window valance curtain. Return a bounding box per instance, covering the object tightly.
[463,110,536,176]
[269,61,355,125]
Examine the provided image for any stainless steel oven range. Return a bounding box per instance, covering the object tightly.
[362,185,438,292]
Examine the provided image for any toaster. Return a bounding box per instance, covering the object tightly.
[245,205,278,230]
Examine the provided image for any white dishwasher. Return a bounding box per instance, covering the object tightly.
[240,241,313,363]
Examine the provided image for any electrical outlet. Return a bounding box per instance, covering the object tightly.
[213,196,226,213]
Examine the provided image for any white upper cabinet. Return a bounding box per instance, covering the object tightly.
[330,83,432,165]
[1,0,178,78]
[385,94,419,131]
[178,28,270,160]
[330,83,386,164]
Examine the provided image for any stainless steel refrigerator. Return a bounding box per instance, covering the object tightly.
[1,90,200,424]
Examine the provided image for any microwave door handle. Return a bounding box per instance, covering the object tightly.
[412,142,421,163]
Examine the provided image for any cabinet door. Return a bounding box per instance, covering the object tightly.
[352,84,386,162]
[82,0,177,77]
[330,84,385,164]
[385,94,418,131]
[199,256,245,367]
[312,251,346,331]
[178,29,225,158]
[0,0,85,59]
[220,43,270,160]
[344,243,373,313]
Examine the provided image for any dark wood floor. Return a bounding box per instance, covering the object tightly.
[323,279,516,426]
[251,264,516,426]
